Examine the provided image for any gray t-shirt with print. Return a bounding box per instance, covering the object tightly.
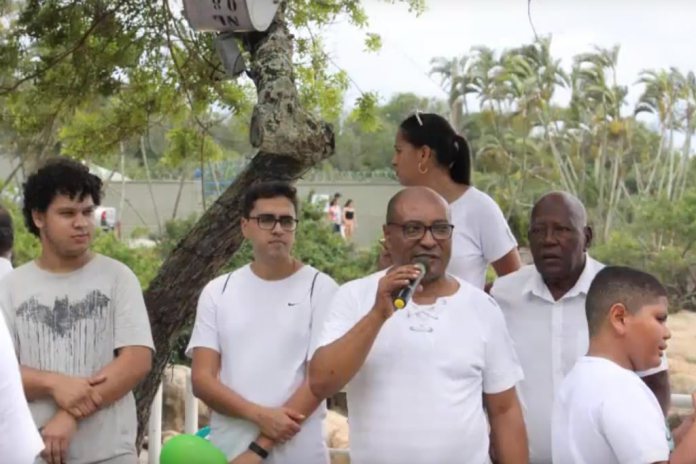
[0,254,154,464]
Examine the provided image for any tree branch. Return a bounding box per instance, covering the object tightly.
[0,0,130,95]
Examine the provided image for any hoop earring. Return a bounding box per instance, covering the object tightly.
[417,162,429,175]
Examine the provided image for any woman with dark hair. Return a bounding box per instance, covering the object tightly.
[391,112,521,288]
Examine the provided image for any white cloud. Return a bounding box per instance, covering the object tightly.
[323,0,696,110]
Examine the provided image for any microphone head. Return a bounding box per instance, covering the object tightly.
[412,259,429,275]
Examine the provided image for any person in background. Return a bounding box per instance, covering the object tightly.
[492,192,671,463]
[327,198,342,235]
[0,204,14,279]
[342,200,357,242]
[392,112,521,289]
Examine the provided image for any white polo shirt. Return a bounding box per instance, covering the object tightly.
[318,270,524,464]
[491,257,668,463]
[187,264,338,463]
[552,356,669,464]
[447,187,518,289]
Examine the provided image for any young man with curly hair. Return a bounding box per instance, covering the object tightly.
[0,158,154,464]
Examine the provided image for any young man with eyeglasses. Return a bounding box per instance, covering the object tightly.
[309,186,528,464]
[187,181,338,464]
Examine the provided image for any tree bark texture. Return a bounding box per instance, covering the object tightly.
[134,4,334,447]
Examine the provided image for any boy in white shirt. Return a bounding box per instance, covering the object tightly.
[552,266,696,464]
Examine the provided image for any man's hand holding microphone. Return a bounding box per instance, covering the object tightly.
[372,260,429,321]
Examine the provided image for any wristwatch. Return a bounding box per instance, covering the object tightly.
[248,441,269,459]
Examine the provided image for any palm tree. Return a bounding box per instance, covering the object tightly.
[676,71,696,199]
[571,45,629,239]
[430,55,474,131]
[635,68,683,197]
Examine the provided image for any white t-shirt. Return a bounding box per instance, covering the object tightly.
[0,256,12,280]
[448,187,518,289]
[552,356,669,464]
[492,257,668,464]
[318,270,524,464]
[0,312,44,463]
[186,264,338,463]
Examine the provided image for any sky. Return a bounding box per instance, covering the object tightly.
[321,0,696,113]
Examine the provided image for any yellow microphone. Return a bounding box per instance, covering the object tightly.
[393,260,428,310]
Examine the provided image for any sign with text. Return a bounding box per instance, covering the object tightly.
[183,0,279,32]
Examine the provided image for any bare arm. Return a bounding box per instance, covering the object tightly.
[309,310,385,399]
[660,393,696,464]
[21,366,66,401]
[89,345,151,409]
[34,346,151,464]
[37,345,152,421]
[641,370,671,417]
[20,366,106,418]
[485,387,528,464]
[251,378,324,455]
[309,265,419,399]
[491,248,522,277]
[191,347,302,442]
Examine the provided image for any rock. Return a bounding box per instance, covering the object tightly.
[162,430,181,444]
[162,364,210,433]
[324,409,350,464]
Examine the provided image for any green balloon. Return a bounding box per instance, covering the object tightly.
[160,434,228,464]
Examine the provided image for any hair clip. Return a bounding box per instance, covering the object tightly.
[414,109,423,126]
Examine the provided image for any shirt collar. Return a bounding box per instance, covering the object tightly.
[523,254,602,302]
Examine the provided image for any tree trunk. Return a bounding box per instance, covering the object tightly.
[134,4,334,448]
[676,111,694,199]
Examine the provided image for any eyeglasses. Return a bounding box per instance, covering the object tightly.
[248,214,298,231]
[387,221,454,240]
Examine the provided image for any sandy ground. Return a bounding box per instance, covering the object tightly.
[666,311,696,395]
